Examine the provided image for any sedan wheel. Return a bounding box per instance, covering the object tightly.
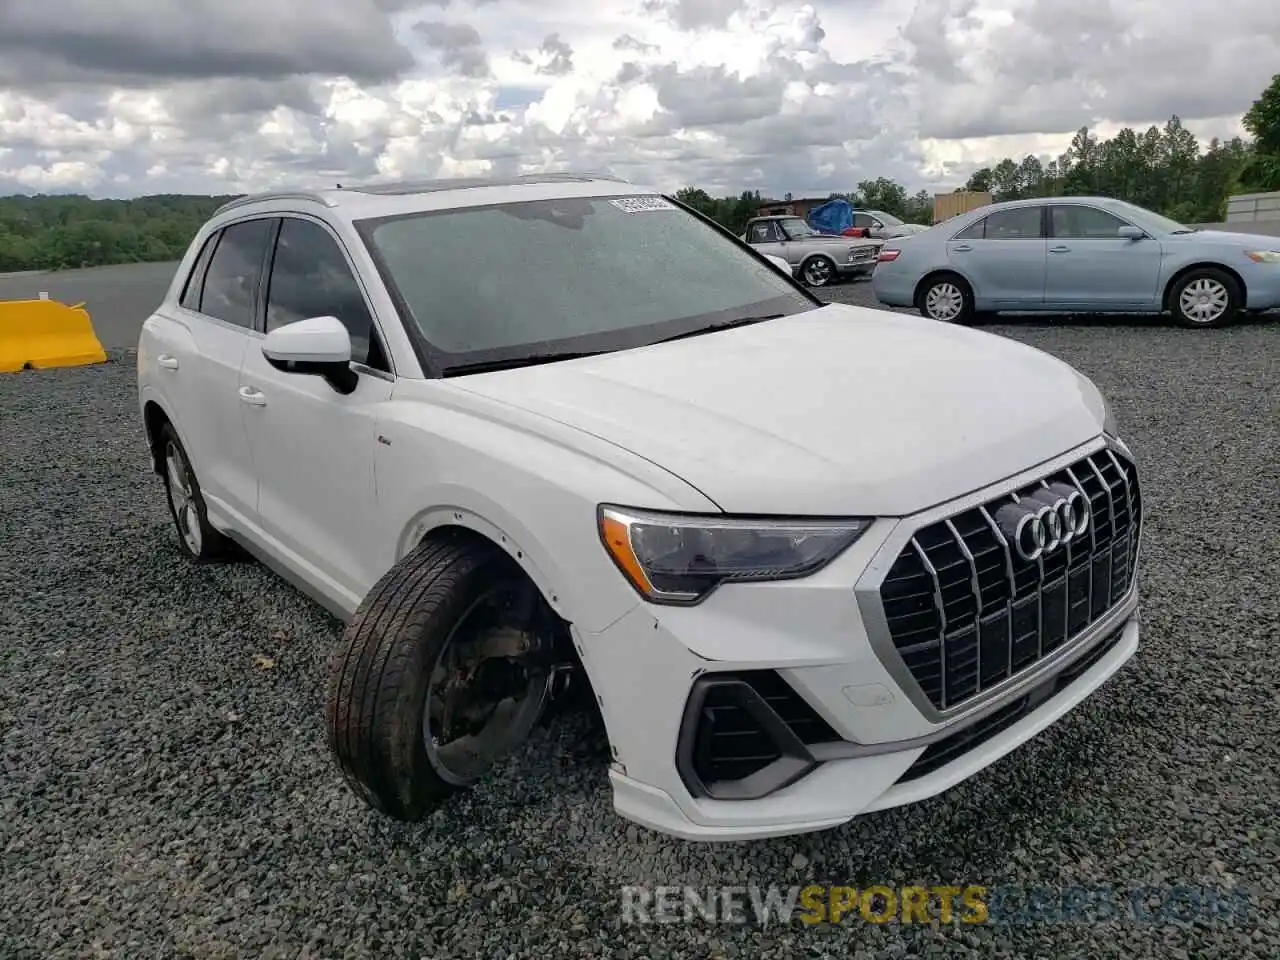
[1171,269,1239,328]
[919,276,973,323]
[802,257,835,287]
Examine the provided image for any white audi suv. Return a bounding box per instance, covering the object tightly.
[136,173,1143,841]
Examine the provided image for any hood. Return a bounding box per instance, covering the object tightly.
[449,304,1107,516]
[1165,229,1280,247]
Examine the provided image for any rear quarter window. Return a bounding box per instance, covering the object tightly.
[179,233,220,311]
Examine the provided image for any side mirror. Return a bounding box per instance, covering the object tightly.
[1117,225,1144,240]
[261,315,357,394]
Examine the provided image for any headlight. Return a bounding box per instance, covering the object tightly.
[1245,250,1280,264]
[597,506,873,605]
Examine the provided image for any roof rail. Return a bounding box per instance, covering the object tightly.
[212,190,337,216]
[524,170,632,184]
[342,171,634,197]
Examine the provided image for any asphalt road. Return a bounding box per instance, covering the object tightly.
[0,261,180,349]
[2,262,1279,956]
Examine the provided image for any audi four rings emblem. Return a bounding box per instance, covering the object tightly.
[994,483,1091,562]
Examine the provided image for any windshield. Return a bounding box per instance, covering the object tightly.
[779,217,819,238]
[1109,200,1191,234]
[357,195,817,372]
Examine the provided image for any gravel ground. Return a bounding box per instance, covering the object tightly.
[1,291,1278,959]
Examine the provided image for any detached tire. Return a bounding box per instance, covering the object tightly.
[158,423,236,563]
[327,532,551,821]
[1169,267,1241,328]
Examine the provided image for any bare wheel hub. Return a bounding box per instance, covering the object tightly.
[423,598,550,786]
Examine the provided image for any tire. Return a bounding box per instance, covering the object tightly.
[1169,268,1241,328]
[327,533,552,821]
[158,423,236,562]
[916,273,975,324]
[801,255,837,287]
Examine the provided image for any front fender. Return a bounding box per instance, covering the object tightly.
[374,390,720,635]
[393,492,579,625]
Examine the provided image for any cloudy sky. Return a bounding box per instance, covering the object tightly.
[0,0,1276,198]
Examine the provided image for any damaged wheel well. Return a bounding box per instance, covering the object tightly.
[414,524,610,744]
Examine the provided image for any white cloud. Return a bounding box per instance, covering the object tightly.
[0,0,1274,198]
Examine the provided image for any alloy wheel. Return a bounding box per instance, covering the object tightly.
[164,442,203,555]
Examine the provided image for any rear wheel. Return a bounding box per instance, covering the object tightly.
[801,255,837,287]
[327,533,553,820]
[1169,268,1241,328]
[916,273,974,324]
[159,423,236,562]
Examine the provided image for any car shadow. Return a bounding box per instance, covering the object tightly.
[969,309,1279,330]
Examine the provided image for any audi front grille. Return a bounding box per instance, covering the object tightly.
[876,447,1141,712]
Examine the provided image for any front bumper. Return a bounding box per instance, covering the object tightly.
[581,435,1142,841]
[1241,263,1280,310]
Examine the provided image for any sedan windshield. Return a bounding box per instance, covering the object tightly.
[357,196,817,373]
[1109,200,1191,234]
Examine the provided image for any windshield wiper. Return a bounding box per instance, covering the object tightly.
[651,314,785,344]
[442,351,606,376]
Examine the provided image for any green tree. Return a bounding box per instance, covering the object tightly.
[0,193,238,272]
[1242,73,1280,154]
[854,177,908,216]
[964,167,993,193]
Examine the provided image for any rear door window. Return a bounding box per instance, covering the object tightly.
[982,207,1044,239]
[198,219,274,328]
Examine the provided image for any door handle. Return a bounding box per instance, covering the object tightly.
[1050,245,1071,253]
[157,354,179,370]
[952,244,972,252]
[238,386,267,407]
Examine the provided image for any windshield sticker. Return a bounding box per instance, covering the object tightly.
[609,196,676,213]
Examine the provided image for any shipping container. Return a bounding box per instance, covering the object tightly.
[1225,191,1280,223]
[933,191,993,224]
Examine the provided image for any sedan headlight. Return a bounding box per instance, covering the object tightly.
[598,506,873,605]
[1245,250,1280,264]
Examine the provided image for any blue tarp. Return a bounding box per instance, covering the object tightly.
[807,198,854,235]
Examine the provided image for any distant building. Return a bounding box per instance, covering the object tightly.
[755,197,831,219]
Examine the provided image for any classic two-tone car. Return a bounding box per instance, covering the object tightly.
[742,215,882,287]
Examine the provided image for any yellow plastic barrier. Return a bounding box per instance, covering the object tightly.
[0,296,107,373]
